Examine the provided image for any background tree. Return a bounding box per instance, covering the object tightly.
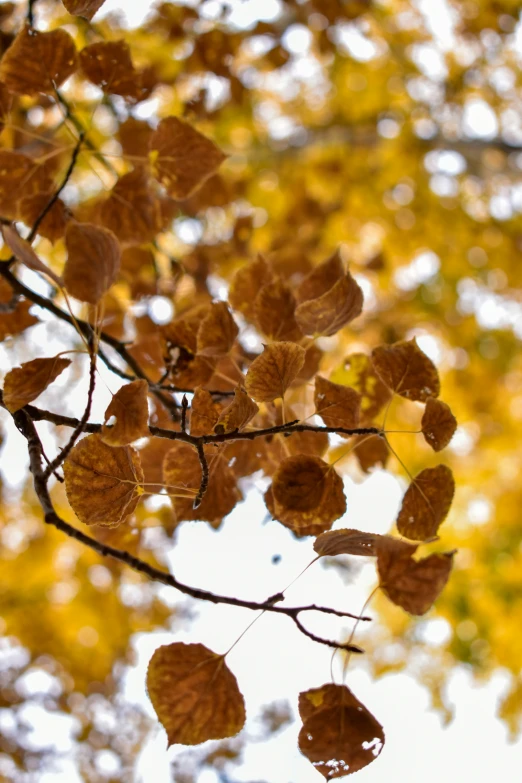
[0,0,520,780]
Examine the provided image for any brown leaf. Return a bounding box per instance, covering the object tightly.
[295,250,345,305]
[254,278,302,342]
[421,397,457,451]
[260,403,328,474]
[0,26,77,96]
[62,0,105,20]
[1,225,64,287]
[63,434,144,527]
[163,442,241,526]
[268,455,346,536]
[97,168,162,245]
[163,310,217,390]
[331,353,392,422]
[377,537,454,616]
[150,117,226,200]
[3,355,71,412]
[197,301,238,357]
[80,41,141,99]
[0,151,53,220]
[101,380,150,447]
[314,375,361,430]
[295,273,364,337]
[214,386,258,434]
[146,642,246,747]
[190,387,223,436]
[229,255,272,315]
[354,433,389,473]
[118,117,153,159]
[64,221,121,304]
[17,192,71,243]
[313,528,382,557]
[298,684,384,778]
[372,339,440,402]
[245,342,305,402]
[396,464,455,541]
[0,279,38,341]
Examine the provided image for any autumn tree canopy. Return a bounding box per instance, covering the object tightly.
[0,0,521,780]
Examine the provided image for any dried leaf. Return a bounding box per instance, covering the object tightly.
[97,168,162,244]
[63,434,144,527]
[190,387,222,436]
[3,355,71,412]
[1,224,64,287]
[254,278,302,342]
[314,375,361,430]
[163,310,217,390]
[0,279,38,341]
[197,301,238,357]
[0,151,53,220]
[330,353,392,422]
[163,442,241,526]
[150,117,226,200]
[298,684,385,778]
[396,465,455,541]
[62,0,105,19]
[372,339,440,402]
[295,273,363,337]
[146,642,246,747]
[80,40,140,98]
[245,342,305,402]
[101,380,150,447]
[421,397,457,451]
[268,455,346,536]
[377,537,454,615]
[354,433,389,473]
[64,221,121,304]
[294,252,363,337]
[313,528,382,557]
[229,255,272,315]
[0,25,77,95]
[17,192,71,243]
[118,117,153,159]
[295,250,345,305]
[214,386,258,434]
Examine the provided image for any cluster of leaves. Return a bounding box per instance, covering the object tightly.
[1,0,522,778]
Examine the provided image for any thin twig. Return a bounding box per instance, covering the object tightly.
[181,394,188,433]
[28,132,84,242]
[193,441,209,508]
[43,353,96,478]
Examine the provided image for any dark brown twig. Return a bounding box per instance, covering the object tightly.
[193,441,209,508]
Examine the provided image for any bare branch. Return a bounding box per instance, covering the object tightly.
[193,441,209,509]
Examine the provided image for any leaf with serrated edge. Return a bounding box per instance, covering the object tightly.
[298,683,384,778]
[372,339,440,402]
[396,464,455,541]
[101,380,150,446]
[64,434,144,526]
[245,342,305,402]
[214,386,258,434]
[3,356,71,412]
[377,537,454,615]
[421,397,457,451]
[146,642,246,746]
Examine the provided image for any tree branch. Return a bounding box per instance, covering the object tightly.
[8,405,369,654]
